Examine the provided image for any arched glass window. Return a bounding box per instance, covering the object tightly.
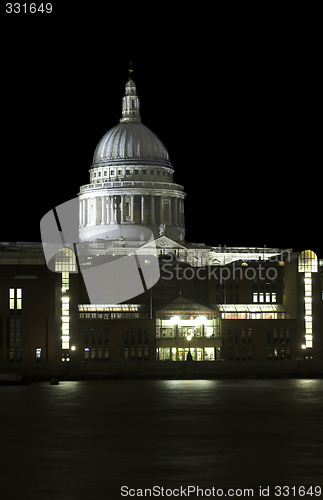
[55,248,76,272]
[298,250,318,273]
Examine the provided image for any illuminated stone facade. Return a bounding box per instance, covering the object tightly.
[79,78,185,243]
[0,76,322,365]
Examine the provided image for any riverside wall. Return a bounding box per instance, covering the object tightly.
[1,360,323,382]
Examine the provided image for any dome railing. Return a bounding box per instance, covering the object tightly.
[79,180,185,193]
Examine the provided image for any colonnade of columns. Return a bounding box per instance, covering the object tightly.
[79,194,185,228]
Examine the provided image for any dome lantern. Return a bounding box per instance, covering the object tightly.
[120,78,141,123]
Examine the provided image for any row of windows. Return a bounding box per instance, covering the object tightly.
[84,328,150,345]
[92,168,170,179]
[253,279,277,291]
[9,347,43,362]
[253,292,277,303]
[228,328,253,344]
[267,347,291,360]
[215,277,277,290]
[125,347,149,361]
[157,347,216,361]
[267,328,290,344]
[80,312,145,320]
[227,346,292,361]
[228,348,253,360]
[125,328,149,344]
[222,312,285,320]
[84,328,109,345]
[84,347,110,360]
[228,327,291,345]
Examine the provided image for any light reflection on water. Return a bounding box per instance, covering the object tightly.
[0,379,323,499]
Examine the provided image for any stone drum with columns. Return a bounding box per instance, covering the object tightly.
[79,75,186,243]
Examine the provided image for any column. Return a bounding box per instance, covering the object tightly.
[130,196,134,222]
[181,199,185,227]
[87,198,91,226]
[101,197,105,225]
[82,199,86,227]
[120,195,124,223]
[141,195,145,223]
[179,199,183,226]
[79,200,82,227]
[110,196,114,223]
[151,196,155,224]
[160,196,164,224]
[168,197,172,224]
[106,198,110,224]
[174,198,178,225]
[113,196,117,223]
[93,197,97,225]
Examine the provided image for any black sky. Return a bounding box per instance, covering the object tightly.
[1,5,321,255]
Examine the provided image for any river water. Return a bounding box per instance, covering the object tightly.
[0,379,323,499]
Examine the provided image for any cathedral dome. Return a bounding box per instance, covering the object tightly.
[92,78,172,169]
[92,121,172,168]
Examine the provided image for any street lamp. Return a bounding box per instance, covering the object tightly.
[186,332,193,361]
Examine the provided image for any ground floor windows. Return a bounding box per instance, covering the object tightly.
[9,347,22,362]
[266,328,291,359]
[228,347,253,361]
[156,347,216,361]
[124,347,149,361]
[266,346,291,360]
[84,347,110,361]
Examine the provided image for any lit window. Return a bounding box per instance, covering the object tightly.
[16,289,22,309]
[298,250,318,273]
[62,272,69,293]
[9,288,22,310]
[55,248,76,272]
[9,288,15,309]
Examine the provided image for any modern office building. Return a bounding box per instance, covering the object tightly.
[1,75,322,364]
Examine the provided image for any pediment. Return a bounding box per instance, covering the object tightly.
[142,236,186,250]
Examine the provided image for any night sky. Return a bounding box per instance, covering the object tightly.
[1,6,321,255]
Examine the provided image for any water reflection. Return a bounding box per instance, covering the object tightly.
[0,379,323,499]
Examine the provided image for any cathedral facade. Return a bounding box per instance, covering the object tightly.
[0,75,322,366]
